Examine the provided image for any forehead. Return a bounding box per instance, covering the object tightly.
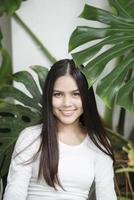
[53,75,78,91]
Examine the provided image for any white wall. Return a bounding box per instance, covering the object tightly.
[11,0,109,71]
[11,0,84,70]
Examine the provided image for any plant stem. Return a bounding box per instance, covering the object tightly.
[117,68,133,135]
[105,127,128,144]
[126,172,134,198]
[114,176,121,197]
[117,108,126,135]
[13,13,56,64]
[103,106,113,129]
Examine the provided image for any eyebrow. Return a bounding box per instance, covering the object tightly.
[53,89,79,92]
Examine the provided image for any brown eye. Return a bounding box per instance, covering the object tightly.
[73,92,80,97]
[53,93,62,97]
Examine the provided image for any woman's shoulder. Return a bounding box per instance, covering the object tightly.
[14,124,43,152]
[86,135,113,163]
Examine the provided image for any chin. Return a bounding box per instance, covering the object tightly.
[58,117,79,125]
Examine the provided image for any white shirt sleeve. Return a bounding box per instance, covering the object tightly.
[3,126,41,200]
[94,152,117,200]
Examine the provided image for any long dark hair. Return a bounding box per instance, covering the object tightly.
[39,59,114,189]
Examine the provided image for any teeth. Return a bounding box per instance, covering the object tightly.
[61,110,74,116]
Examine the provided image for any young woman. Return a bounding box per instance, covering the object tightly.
[3,59,117,200]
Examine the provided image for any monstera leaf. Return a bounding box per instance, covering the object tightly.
[69,1,134,112]
[108,0,134,18]
[0,0,24,16]
[0,65,48,177]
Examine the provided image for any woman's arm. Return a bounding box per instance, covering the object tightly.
[3,156,32,200]
[3,125,41,200]
[94,153,117,200]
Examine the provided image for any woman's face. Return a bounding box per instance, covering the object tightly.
[52,74,83,126]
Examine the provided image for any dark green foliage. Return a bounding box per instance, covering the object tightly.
[0,66,48,177]
[69,1,134,112]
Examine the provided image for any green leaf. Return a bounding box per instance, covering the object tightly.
[69,26,108,52]
[30,65,48,90]
[82,42,134,85]
[108,0,132,18]
[129,126,134,142]
[0,0,21,15]
[108,0,134,18]
[79,4,134,26]
[96,55,134,108]
[72,35,134,65]
[69,26,134,52]
[116,78,134,112]
[0,145,14,176]
[0,65,45,177]
[0,100,41,122]
[0,101,42,177]
[88,181,95,200]
[0,49,12,85]
[105,127,128,149]
[0,85,41,110]
[12,71,42,103]
[69,2,134,112]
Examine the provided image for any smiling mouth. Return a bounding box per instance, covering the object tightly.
[60,110,76,116]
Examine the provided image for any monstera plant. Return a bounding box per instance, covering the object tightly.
[0,64,49,176]
[69,1,134,113]
[69,0,134,199]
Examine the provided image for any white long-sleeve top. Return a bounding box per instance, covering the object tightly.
[3,124,117,200]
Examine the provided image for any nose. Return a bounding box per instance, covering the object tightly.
[63,95,72,107]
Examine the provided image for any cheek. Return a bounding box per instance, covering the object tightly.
[74,99,83,108]
[52,98,61,108]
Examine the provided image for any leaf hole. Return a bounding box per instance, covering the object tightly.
[21,115,31,123]
[0,128,11,133]
[0,112,14,117]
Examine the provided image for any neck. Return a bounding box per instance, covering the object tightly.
[57,120,86,136]
[57,120,87,145]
